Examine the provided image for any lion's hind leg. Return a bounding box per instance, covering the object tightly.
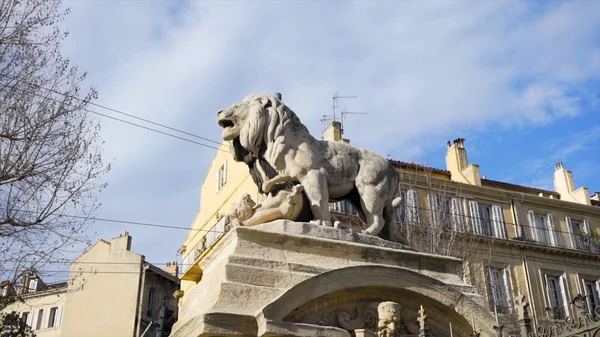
[356,183,387,236]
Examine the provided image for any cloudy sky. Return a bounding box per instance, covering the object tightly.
[55,0,599,269]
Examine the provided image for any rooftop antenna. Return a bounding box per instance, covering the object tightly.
[332,93,357,122]
[340,108,368,136]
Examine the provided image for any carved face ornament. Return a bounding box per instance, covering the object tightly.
[378,302,401,324]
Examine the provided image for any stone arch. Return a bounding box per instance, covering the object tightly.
[258,265,498,337]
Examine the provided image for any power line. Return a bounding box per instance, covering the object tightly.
[0,269,203,276]
[0,74,228,152]
[0,74,223,146]
[17,210,225,233]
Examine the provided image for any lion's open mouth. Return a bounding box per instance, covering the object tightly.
[218,119,234,129]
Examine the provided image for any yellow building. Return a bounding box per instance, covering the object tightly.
[179,120,600,332]
[0,232,180,337]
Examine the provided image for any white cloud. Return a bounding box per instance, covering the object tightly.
[56,0,599,264]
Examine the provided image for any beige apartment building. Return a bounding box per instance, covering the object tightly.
[1,232,180,337]
[179,120,600,332]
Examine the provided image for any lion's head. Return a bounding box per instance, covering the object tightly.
[216,93,310,163]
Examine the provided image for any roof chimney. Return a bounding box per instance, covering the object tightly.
[164,261,179,278]
[111,231,132,252]
[323,121,343,142]
[553,161,590,205]
[445,138,481,186]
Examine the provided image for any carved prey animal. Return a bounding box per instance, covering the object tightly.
[216,93,402,237]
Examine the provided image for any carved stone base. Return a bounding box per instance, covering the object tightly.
[169,221,499,337]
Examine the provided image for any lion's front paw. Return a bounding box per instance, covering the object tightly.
[309,219,323,226]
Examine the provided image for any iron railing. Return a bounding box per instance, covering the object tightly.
[181,202,599,270]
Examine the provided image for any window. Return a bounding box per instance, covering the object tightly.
[147,287,156,318]
[530,212,551,244]
[28,279,38,293]
[427,195,465,231]
[428,194,450,229]
[35,309,43,330]
[469,201,505,238]
[215,161,227,192]
[331,200,354,215]
[544,274,569,319]
[47,306,61,328]
[21,312,29,325]
[485,266,511,314]
[567,218,594,251]
[582,279,600,313]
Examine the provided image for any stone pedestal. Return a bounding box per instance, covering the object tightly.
[170,221,498,337]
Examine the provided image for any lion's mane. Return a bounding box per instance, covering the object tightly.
[230,94,311,193]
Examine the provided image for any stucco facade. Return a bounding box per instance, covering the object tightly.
[178,120,600,333]
[1,232,180,337]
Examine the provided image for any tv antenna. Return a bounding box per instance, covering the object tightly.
[320,93,367,137]
[340,109,368,136]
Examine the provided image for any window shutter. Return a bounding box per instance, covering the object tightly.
[527,211,537,241]
[559,276,570,317]
[215,169,221,192]
[491,205,506,239]
[451,198,464,231]
[428,194,439,227]
[44,308,50,329]
[31,310,38,330]
[503,268,512,312]
[222,160,227,185]
[566,217,576,248]
[485,266,496,311]
[544,274,552,307]
[582,219,590,235]
[546,214,557,246]
[406,190,419,224]
[25,311,33,327]
[55,306,62,327]
[469,200,482,234]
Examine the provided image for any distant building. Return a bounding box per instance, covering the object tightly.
[178,119,599,331]
[1,232,180,337]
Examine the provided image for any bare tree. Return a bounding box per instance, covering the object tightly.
[0,0,108,298]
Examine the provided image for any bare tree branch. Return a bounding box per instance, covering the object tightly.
[0,0,109,304]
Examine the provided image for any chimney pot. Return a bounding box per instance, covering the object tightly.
[555,161,564,171]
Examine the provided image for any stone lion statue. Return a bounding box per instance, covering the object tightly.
[225,184,307,228]
[216,93,402,237]
[377,301,401,337]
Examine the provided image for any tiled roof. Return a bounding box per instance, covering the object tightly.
[388,159,560,197]
[388,159,450,175]
[481,178,559,197]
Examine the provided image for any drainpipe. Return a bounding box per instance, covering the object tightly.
[134,259,148,337]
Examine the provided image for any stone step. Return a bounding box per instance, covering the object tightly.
[212,281,287,315]
[228,254,330,274]
[225,262,315,289]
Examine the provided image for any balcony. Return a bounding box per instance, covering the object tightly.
[399,207,600,254]
[182,204,599,274]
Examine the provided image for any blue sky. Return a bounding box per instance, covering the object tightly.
[48,0,600,272]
